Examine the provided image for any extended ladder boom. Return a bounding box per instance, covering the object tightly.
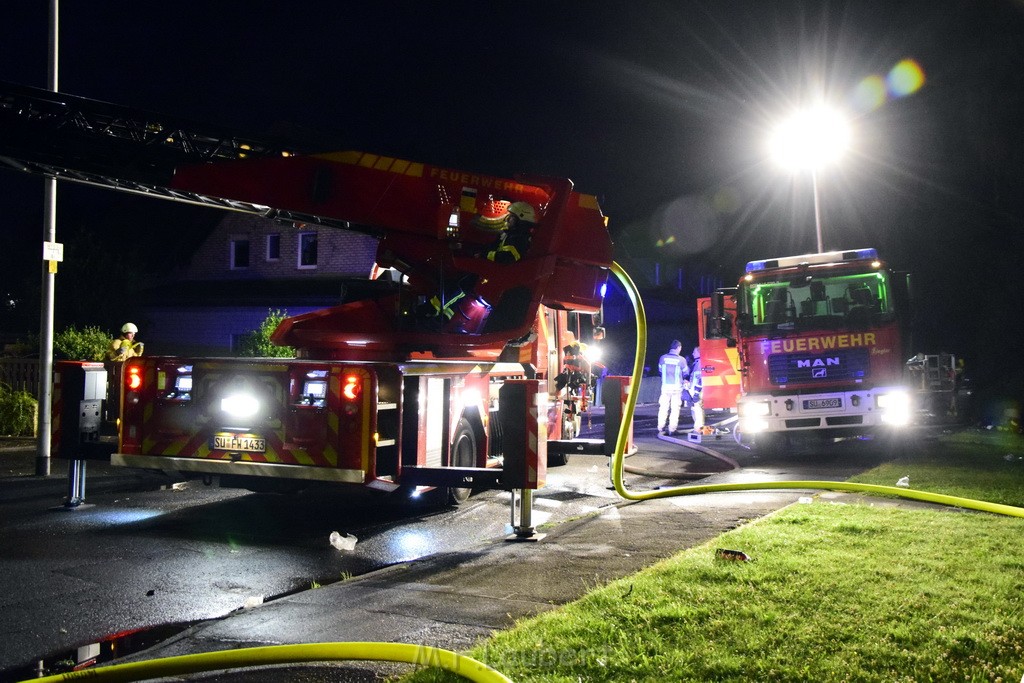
[0,80,348,226]
[0,80,614,360]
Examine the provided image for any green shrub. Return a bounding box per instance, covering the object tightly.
[0,383,37,437]
[236,309,296,358]
[53,325,112,361]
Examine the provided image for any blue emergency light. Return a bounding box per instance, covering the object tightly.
[745,248,878,273]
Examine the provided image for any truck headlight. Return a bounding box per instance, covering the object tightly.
[738,401,771,433]
[739,401,771,417]
[740,417,770,433]
[876,390,911,426]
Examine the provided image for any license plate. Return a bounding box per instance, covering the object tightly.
[804,398,842,410]
[212,433,266,453]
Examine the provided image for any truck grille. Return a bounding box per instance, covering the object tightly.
[768,348,870,385]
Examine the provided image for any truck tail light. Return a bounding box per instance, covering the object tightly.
[342,374,362,401]
[126,365,143,391]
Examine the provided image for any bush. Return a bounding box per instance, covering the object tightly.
[53,325,112,361]
[0,383,37,437]
[235,309,296,358]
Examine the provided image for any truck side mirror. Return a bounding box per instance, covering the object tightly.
[708,290,736,344]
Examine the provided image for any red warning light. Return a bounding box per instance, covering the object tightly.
[342,374,362,401]
[126,366,143,391]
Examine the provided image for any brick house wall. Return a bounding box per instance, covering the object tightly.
[143,214,379,356]
[180,214,378,280]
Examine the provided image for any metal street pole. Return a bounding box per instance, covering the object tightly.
[36,0,59,476]
[811,168,824,254]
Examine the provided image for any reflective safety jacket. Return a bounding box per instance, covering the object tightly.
[485,228,532,264]
[658,352,689,390]
[107,336,143,361]
[685,364,702,400]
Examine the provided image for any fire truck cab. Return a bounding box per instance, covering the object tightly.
[702,248,913,448]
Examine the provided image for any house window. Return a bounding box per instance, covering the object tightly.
[298,232,318,269]
[266,234,281,261]
[230,238,250,269]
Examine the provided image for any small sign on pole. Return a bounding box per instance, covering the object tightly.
[43,241,64,262]
[43,241,63,273]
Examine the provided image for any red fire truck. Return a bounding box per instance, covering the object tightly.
[0,81,613,506]
[700,248,912,447]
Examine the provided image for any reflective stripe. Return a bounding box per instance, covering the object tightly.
[659,354,688,386]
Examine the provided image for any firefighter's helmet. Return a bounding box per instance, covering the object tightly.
[507,201,537,224]
[121,322,138,334]
[474,199,511,231]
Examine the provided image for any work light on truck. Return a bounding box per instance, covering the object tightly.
[876,390,912,426]
[222,393,260,419]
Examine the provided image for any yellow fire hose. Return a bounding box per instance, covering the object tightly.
[24,642,511,682]
[23,261,1024,683]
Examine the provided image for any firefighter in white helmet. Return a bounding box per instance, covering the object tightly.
[107,322,144,361]
[485,201,536,264]
[424,200,538,330]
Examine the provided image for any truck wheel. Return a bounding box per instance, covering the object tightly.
[548,450,570,467]
[447,418,476,505]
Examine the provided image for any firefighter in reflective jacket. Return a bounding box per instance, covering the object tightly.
[107,322,143,361]
[427,200,537,329]
[685,346,705,432]
[657,340,689,435]
[484,201,536,264]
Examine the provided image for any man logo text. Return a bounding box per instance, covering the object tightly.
[797,357,839,368]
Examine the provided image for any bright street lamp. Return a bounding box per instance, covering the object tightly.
[769,106,850,253]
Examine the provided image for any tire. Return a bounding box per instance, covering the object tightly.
[548,450,570,467]
[446,418,477,505]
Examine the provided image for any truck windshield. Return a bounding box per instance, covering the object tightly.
[739,269,893,332]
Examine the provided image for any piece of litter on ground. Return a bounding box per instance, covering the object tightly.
[715,548,751,562]
[896,476,910,488]
[798,496,813,504]
[243,595,264,609]
[329,531,358,550]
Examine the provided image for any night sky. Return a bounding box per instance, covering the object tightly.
[1,2,1022,410]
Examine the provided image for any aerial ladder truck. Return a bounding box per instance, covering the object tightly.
[0,81,615,521]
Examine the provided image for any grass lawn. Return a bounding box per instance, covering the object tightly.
[848,430,1024,507]
[407,432,1024,682]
